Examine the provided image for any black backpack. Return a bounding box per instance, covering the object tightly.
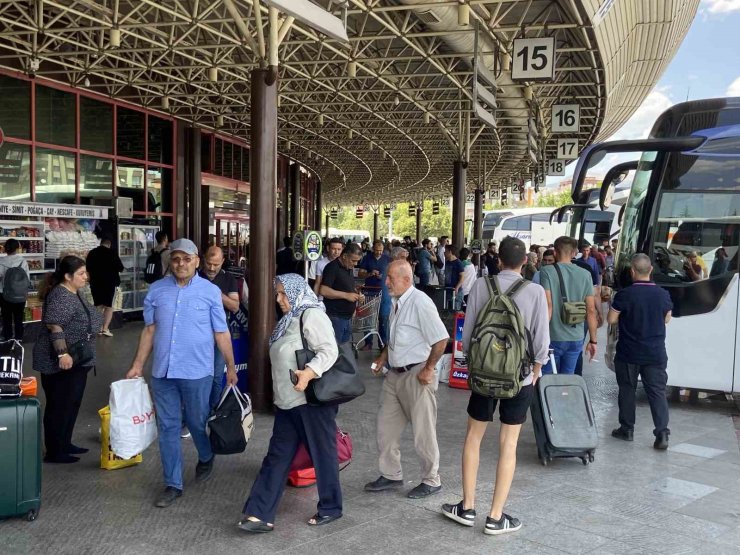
[144,248,166,284]
[2,261,30,303]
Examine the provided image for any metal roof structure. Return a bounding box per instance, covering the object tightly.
[0,0,698,205]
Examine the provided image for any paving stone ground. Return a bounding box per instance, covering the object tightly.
[2,322,740,554]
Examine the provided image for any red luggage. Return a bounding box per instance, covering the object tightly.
[288,428,352,487]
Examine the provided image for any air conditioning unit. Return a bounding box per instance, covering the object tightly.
[114,197,133,218]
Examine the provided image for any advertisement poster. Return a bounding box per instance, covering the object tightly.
[448,312,469,389]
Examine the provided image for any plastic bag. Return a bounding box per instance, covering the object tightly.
[109,377,157,459]
[98,405,142,470]
[0,340,23,398]
[207,385,253,455]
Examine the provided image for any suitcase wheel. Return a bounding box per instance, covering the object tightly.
[26,509,38,522]
[588,453,595,463]
[580,457,589,466]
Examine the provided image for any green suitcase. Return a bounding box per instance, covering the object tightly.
[0,397,41,521]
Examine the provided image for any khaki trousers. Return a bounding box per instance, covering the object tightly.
[377,367,441,487]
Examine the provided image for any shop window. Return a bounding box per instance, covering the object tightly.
[215,138,224,176]
[116,107,145,160]
[80,97,113,154]
[223,142,233,179]
[147,167,173,213]
[80,155,113,201]
[201,134,212,173]
[116,163,147,211]
[148,116,173,165]
[242,148,250,181]
[35,148,76,203]
[0,143,31,201]
[0,76,30,139]
[35,85,75,147]
[232,146,242,181]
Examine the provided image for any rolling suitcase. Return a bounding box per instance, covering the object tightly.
[0,397,42,521]
[530,352,597,466]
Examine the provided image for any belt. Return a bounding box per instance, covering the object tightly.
[390,362,425,373]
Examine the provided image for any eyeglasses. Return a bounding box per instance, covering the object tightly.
[171,256,195,265]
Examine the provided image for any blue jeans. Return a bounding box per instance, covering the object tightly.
[210,345,226,410]
[542,341,582,375]
[329,315,352,344]
[151,376,213,490]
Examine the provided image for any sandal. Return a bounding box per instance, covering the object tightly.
[307,513,342,526]
[238,516,274,533]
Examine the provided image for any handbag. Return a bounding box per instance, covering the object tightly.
[207,385,253,455]
[553,264,587,326]
[295,310,365,406]
[66,293,95,366]
[288,428,353,487]
[0,339,24,397]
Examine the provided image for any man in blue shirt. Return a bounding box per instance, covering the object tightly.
[578,240,600,284]
[415,238,437,289]
[359,240,392,350]
[608,253,673,450]
[126,239,237,508]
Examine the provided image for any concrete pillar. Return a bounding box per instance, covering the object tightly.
[415,206,422,244]
[181,126,203,245]
[452,160,466,248]
[248,67,278,412]
[289,162,300,235]
[373,211,379,242]
[473,187,483,267]
[325,212,330,237]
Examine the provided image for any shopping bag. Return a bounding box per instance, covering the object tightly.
[109,378,157,460]
[0,339,23,398]
[288,428,353,487]
[208,385,253,455]
[99,406,142,470]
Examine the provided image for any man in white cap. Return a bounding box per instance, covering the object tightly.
[126,238,238,508]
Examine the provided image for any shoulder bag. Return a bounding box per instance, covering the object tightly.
[295,310,365,406]
[66,293,95,366]
[553,264,587,327]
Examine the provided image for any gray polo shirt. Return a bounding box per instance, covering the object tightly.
[462,270,551,385]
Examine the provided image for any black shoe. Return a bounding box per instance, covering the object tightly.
[654,430,670,450]
[154,486,183,508]
[611,427,634,441]
[66,444,89,455]
[43,454,80,464]
[441,501,476,527]
[364,476,404,492]
[195,456,215,482]
[484,513,522,535]
[407,483,442,499]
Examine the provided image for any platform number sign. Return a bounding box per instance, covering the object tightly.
[465,193,475,203]
[432,202,440,215]
[551,104,580,133]
[440,198,450,206]
[383,206,391,218]
[556,139,579,160]
[547,159,567,176]
[511,37,555,81]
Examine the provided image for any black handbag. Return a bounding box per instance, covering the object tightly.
[295,311,366,406]
[207,386,251,455]
[66,293,95,367]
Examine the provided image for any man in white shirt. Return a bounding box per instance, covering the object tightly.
[312,238,344,298]
[365,260,449,499]
[436,236,448,285]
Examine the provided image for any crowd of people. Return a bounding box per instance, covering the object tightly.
[8,227,676,538]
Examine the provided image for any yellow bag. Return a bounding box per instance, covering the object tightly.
[99,406,143,470]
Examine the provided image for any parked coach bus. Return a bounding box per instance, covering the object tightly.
[568,97,740,393]
[482,208,567,248]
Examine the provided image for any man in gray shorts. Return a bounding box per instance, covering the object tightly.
[442,236,550,535]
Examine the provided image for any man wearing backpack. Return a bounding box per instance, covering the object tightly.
[539,236,598,375]
[441,236,549,536]
[0,239,30,341]
[145,230,170,284]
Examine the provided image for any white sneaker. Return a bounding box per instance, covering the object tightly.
[484,513,522,535]
[180,427,191,439]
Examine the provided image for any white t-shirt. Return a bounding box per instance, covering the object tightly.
[461,263,477,296]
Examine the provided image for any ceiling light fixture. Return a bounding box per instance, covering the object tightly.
[162,96,170,110]
[458,3,470,26]
[347,60,357,78]
[216,114,224,128]
[208,67,218,82]
[394,94,400,106]
[110,27,121,48]
[318,113,324,126]
[423,112,430,124]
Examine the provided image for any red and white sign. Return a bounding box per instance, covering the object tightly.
[448,311,470,390]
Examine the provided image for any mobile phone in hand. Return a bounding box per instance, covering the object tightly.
[289,369,298,385]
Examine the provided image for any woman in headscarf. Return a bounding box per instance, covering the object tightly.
[239,273,341,533]
[522,252,538,281]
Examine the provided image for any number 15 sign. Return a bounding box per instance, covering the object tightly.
[512,37,555,81]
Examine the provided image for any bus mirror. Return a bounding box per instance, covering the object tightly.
[601,183,614,210]
[618,203,626,226]
[599,160,638,211]
[589,150,608,168]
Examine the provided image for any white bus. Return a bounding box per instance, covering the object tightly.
[482,207,568,248]
[568,97,740,393]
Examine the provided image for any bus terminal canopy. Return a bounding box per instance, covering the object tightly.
[0,0,698,205]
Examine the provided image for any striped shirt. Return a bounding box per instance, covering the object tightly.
[143,273,228,380]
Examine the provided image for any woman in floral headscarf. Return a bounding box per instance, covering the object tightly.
[239,273,341,533]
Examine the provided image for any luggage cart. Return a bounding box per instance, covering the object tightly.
[351,286,384,357]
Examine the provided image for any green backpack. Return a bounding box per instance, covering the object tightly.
[467,276,534,399]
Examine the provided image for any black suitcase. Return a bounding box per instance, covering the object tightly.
[530,357,598,466]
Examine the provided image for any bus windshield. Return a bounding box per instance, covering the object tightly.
[483,212,510,227]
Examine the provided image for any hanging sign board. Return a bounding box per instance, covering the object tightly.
[465,193,475,203]
[511,37,556,81]
[557,138,579,160]
[330,209,338,219]
[0,201,110,219]
[547,159,567,176]
[355,205,364,219]
[432,202,440,215]
[408,204,415,217]
[440,198,450,206]
[551,104,580,133]
[303,231,322,262]
[383,207,391,218]
[470,239,483,255]
[292,232,304,261]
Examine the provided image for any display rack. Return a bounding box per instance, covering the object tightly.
[0,220,46,322]
[118,224,158,312]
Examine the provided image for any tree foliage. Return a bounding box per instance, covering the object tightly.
[328,200,452,240]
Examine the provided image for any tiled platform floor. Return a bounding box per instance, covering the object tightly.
[3,322,740,554]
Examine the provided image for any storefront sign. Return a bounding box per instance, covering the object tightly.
[0,201,109,220]
[292,232,304,261]
[303,231,322,261]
